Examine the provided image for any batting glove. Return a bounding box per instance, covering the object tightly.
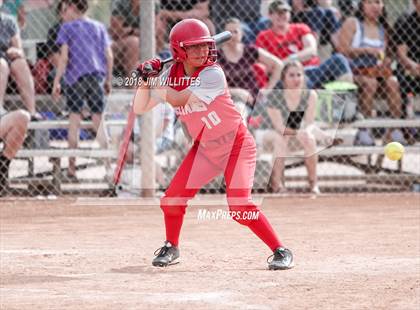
[137,58,163,81]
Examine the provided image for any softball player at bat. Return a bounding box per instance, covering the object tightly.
[134,19,293,270]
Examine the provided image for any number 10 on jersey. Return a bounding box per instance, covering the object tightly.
[201,111,221,129]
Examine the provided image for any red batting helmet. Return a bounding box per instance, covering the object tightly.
[169,19,216,65]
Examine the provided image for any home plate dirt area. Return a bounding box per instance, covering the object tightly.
[1,193,419,309]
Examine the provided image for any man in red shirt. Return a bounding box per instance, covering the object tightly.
[256,0,352,89]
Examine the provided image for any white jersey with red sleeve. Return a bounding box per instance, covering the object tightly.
[166,63,243,144]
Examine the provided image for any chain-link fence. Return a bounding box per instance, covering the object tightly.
[0,0,419,198]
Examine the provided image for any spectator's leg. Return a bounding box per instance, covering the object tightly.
[92,113,109,149]
[307,53,353,88]
[395,69,409,115]
[92,111,112,178]
[354,75,378,117]
[0,58,10,108]
[385,76,402,119]
[296,130,318,191]
[333,56,353,84]
[63,77,85,177]
[86,73,108,150]
[68,113,81,177]
[0,110,30,159]
[382,76,405,144]
[270,157,286,192]
[10,58,36,115]
[83,73,112,179]
[265,130,288,192]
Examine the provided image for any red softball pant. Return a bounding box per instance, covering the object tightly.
[160,124,283,251]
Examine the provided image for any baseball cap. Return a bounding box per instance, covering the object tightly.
[268,0,292,14]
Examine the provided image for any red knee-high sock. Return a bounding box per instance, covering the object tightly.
[247,212,283,251]
[164,214,184,247]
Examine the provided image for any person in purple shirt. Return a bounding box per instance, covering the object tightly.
[52,0,113,179]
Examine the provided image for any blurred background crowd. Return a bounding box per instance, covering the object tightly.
[0,0,419,196]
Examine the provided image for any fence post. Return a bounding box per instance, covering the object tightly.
[139,0,156,197]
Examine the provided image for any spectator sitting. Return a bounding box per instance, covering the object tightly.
[32,1,65,95]
[210,0,268,43]
[264,61,339,194]
[0,0,25,29]
[256,0,353,90]
[291,0,341,46]
[0,0,38,120]
[52,0,113,179]
[0,109,30,196]
[218,18,283,114]
[110,0,165,77]
[394,0,420,118]
[336,0,404,145]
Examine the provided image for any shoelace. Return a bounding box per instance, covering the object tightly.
[154,246,170,257]
[266,249,285,264]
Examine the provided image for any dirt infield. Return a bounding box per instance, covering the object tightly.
[1,194,419,309]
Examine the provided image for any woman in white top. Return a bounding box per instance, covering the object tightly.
[336,0,403,143]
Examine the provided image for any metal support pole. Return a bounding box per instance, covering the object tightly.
[139,0,156,197]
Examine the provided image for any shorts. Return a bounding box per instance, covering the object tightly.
[0,53,25,67]
[64,73,105,114]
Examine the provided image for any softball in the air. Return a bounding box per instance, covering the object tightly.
[384,142,404,161]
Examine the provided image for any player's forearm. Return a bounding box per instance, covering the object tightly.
[133,84,159,114]
[157,86,190,107]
